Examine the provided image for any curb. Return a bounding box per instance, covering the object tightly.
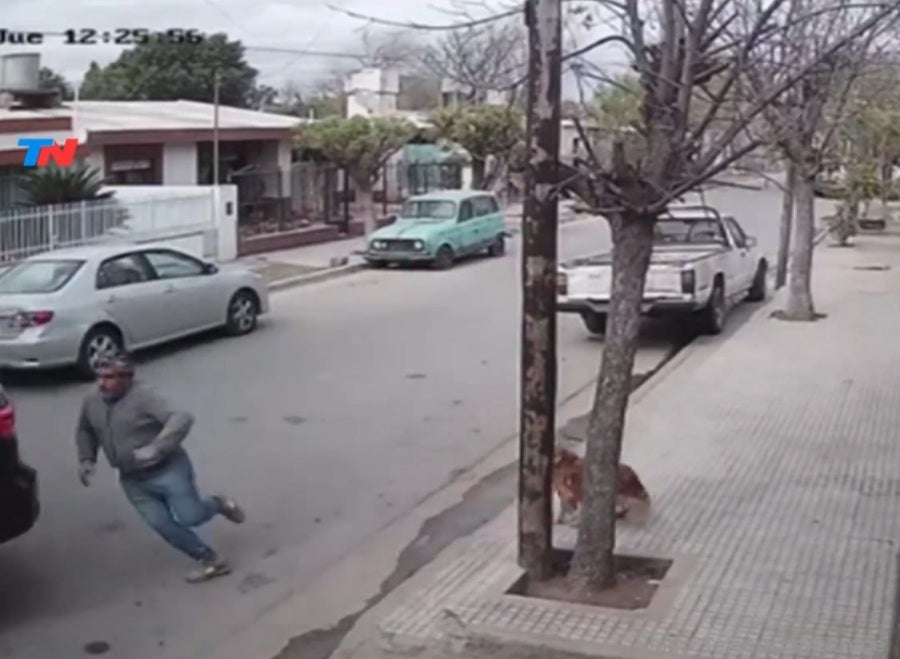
[268,262,367,292]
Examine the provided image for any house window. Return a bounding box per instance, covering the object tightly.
[103,144,161,185]
[197,141,250,185]
[107,159,156,184]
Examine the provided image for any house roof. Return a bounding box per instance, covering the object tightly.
[0,100,302,132]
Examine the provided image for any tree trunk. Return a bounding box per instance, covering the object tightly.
[776,161,795,290]
[783,171,817,320]
[569,213,655,591]
[838,194,859,246]
[356,179,376,236]
[880,155,892,220]
[518,0,562,582]
[471,158,487,190]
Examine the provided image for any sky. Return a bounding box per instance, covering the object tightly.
[2,0,626,99]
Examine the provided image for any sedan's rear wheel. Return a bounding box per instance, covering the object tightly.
[226,290,259,336]
[76,325,123,380]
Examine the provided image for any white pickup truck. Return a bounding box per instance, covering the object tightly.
[557,206,768,336]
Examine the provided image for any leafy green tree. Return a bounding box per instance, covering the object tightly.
[295,116,416,233]
[17,164,111,205]
[302,94,343,119]
[38,67,74,101]
[429,105,524,189]
[79,33,258,107]
[591,75,643,131]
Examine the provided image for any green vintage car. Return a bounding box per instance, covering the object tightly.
[365,190,508,270]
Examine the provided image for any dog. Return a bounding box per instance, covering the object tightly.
[552,447,650,525]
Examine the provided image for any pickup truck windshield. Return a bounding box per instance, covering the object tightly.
[655,218,727,245]
[400,200,457,221]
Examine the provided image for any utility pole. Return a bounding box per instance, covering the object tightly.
[213,70,221,187]
[518,0,562,581]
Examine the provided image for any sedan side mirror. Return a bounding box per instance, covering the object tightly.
[745,236,758,248]
[203,262,219,275]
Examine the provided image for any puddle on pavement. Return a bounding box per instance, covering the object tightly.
[272,461,518,659]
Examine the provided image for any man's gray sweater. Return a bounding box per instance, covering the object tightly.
[76,382,194,475]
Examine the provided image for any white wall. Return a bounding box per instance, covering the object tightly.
[346,68,400,118]
[100,184,238,261]
[162,142,198,185]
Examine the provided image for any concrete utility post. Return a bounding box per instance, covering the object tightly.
[213,70,221,187]
[518,0,563,581]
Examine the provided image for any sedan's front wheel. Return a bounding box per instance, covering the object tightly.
[225,290,259,336]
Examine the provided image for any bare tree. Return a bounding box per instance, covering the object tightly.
[421,19,528,104]
[557,0,899,592]
[743,0,897,321]
[359,27,425,70]
[334,0,900,594]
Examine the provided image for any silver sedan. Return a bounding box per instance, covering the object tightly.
[0,243,269,377]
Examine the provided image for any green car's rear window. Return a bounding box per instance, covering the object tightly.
[401,200,457,220]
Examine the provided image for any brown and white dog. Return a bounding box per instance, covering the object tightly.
[552,447,650,525]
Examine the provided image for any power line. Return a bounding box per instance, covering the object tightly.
[243,46,365,60]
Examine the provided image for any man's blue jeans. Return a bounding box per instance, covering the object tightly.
[120,449,221,561]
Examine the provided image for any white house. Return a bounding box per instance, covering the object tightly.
[0,99,298,187]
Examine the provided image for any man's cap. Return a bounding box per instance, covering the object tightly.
[94,352,135,375]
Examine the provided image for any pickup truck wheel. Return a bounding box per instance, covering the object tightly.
[746,260,767,302]
[488,235,506,256]
[432,245,455,270]
[701,281,726,335]
[580,311,607,335]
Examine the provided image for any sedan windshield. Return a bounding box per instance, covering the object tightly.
[400,200,456,221]
[0,259,84,294]
[655,218,727,245]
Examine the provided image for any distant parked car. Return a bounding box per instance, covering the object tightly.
[0,385,38,544]
[365,190,508,270]
[0,243,269,378]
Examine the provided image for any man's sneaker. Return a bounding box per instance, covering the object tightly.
[213,495,246,524]
[186,557,231,584]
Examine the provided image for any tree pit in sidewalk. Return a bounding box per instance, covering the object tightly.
[507,549,672,610]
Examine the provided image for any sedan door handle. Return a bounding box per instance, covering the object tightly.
[164,283,176,293]
[106,294,117,304]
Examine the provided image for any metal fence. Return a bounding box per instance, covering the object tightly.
[0,193,216,263]
[230,160,464,236]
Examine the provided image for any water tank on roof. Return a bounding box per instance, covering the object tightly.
[1,53,40,91]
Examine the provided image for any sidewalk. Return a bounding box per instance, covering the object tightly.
[331,232,900,659]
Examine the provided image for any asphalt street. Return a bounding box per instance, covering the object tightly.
[0,184,829,659]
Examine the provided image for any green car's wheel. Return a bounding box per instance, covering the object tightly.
[432,245,455,270]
